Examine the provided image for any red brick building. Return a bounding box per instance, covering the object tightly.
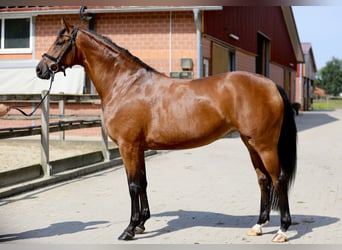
[296,43,317,111]
[0,6,304,137]
[0,6,303,95]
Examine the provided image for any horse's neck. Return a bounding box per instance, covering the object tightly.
[76,30,141,102]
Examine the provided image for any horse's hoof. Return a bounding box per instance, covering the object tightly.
[247,224,262,236]
[118,231,135,241]
[135,225,145,234]
[272,231,288,243]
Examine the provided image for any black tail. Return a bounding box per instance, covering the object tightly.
[270,85,297,210]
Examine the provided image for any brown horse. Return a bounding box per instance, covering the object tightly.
[36,19,297,243]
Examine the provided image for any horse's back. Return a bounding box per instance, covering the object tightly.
[144,71,283,150]
[199,71,283,118]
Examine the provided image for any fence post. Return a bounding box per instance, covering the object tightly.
[100,106,110,161]
[41,90,51,176]
[58,92,65,141]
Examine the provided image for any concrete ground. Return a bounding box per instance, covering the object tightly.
[0,110,341,244]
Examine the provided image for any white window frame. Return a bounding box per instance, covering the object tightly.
[0,16,33,54]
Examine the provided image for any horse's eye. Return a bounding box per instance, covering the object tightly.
[56,40,64,46]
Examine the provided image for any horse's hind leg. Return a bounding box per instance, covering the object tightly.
[242,134,291,242]
[270,169,291,242]
[248,167,272,236]
[241,136,271,236]
[257,148,292,242]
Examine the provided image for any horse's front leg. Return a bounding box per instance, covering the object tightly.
[135,159,150,234]
[118,144,149,240]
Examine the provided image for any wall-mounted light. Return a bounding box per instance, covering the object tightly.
[289,63,294,67]
[229,33,239,40]
[181,58,193,71]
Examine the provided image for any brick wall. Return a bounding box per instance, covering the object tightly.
[1,11,197,137]
[0,11,197,76]
[35,15,87,61]
[202,37,211,59]
[269,63,284,87]
[290,71,296,103]
[235,49,255,72]
[35,11,197,76]
[295,76,301,105]
[0,54,32,60]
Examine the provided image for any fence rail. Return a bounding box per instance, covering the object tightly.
[0,93,100,102]
[0,119,101,139]
[0,91,110,176]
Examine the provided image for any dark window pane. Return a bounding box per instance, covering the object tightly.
[4,18,30,49]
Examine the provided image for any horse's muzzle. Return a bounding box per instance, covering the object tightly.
[36,61,52,80]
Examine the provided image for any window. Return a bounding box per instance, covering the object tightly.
[229,50,236,72]
[0,17,32,53]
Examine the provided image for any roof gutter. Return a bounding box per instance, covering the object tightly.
[0,6,222,17]
[281,6,305,64]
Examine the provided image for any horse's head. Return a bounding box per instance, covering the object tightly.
[36,19,78,80]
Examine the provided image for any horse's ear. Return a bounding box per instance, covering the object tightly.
[61,18,72,33]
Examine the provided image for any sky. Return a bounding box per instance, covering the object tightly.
[292,6,342,70]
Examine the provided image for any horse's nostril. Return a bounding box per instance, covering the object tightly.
[36,64,50,79]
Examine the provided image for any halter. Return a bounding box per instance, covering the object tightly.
[42,26,79,77]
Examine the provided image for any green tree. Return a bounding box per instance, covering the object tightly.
[314,57,342,96]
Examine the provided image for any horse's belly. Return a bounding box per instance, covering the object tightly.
[146,118,236,150]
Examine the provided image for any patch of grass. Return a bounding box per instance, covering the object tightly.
[312,98,342,110]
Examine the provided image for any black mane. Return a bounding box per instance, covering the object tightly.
[80,27,157,73]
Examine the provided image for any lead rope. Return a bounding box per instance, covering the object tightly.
[9,73,55,117]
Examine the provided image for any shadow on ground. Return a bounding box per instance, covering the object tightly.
[0,210,338,242]
[137,210,339,241]
[295,111,339,132]
[0,220,109,242]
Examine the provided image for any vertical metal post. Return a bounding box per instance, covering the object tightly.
[58,92,65,141]
[169,11,173,74]
[41,90,51,176]
[100,106,110,161]
[193,8,203,79]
